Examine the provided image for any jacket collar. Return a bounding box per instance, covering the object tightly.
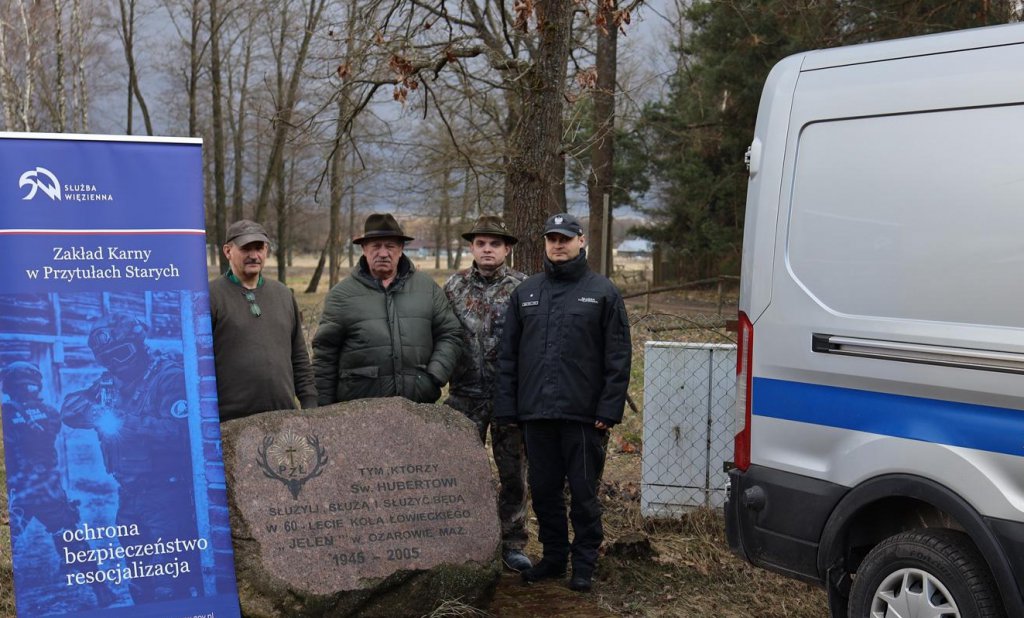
[225,270,264,289]
[471,261,509,283]
[543,249,588,281]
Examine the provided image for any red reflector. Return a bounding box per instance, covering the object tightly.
[734,311,753,471]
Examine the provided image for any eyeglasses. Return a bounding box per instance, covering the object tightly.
[243,291,262,317]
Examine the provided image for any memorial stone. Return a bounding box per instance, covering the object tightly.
[221,397,502,617]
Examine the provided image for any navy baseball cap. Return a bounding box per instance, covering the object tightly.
[542,213,583,237]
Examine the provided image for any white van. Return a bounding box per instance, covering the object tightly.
[726,23,1024,617]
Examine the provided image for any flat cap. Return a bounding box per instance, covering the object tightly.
[226,219,270,246]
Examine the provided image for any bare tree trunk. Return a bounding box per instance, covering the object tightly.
[209,0,228,272]
[437,167,451,270]
[503,0,573,274]
[53,0,67,132]
[329,0,359,287]
[347,153,356,269]
[587,0,618,275]
[18,0,35,131]
[328,96,345,287]
[254,0,327,222]
[0,13,16,130]
[452,173,474,271]
[118,0,154,135]
[275,148,288,284]
[186,0,201,137]
[230,37,253,221]
[71,0,88,131]
[305,241,327,293]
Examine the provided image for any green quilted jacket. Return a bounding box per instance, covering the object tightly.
[312,255,462,405]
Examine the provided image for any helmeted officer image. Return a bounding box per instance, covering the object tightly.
[2,362,77,538]
[61,313,202,603]
[1,361,116,608]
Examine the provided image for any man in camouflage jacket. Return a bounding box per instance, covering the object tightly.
[443,215,531,572]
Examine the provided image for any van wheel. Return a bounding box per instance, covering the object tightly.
[848,529,1003,618]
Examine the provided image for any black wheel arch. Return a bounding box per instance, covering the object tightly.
[816,473,1024,617]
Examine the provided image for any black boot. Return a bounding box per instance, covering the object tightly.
[521,559,566,583]
[569,564,594,592]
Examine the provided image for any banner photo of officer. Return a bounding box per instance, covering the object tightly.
[0,134,240,617]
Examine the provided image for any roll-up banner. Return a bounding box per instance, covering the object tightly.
[0,133,240,617]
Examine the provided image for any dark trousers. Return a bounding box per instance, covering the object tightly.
[523,419,606,575]
[446,395,529,550]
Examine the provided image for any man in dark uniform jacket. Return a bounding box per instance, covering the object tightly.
[494,213,632,592]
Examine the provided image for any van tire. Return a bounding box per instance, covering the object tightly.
[848,529,1004,618]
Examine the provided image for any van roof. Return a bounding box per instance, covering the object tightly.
[801,21,1024,71]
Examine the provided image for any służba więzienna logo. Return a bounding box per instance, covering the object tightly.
[19,166,115,203]
[19,167,62,201]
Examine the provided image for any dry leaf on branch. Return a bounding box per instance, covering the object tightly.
[616,8,632,30]
[513,0,534,32]
[576,66,598,90]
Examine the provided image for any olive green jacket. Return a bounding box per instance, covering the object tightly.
[312,255,462,404]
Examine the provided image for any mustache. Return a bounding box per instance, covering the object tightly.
[244,258,262,264]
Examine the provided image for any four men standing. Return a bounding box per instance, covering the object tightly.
[208,211,632,592]
[443,215,531,573]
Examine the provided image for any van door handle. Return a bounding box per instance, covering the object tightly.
[811,333,1024,374]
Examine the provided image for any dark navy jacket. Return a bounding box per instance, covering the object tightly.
[494,251,632,426]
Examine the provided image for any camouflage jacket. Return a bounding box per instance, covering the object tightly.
[443,262,526,399]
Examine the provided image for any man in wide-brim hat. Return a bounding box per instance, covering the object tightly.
[353,212,415,245]
[312,213,462,406]
[443,214,532,573]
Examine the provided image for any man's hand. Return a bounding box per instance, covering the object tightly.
[595,420,608,430]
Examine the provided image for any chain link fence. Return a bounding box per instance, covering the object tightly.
[621,307,738,519]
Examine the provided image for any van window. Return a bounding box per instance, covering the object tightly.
[787,105,1024,328]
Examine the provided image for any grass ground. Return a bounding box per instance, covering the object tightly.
[0,256,828,617]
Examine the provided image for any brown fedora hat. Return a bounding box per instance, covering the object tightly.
[461,214,518,245]
[353,213,414,245]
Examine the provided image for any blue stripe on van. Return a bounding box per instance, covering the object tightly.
[753,377,1024,457]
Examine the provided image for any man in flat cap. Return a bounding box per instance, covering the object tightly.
[443,215,531,572]
[495,213,632,593]
[209,219,317,420]
[312,213,462,404]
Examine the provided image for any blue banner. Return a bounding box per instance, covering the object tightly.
[0,134,240,617]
